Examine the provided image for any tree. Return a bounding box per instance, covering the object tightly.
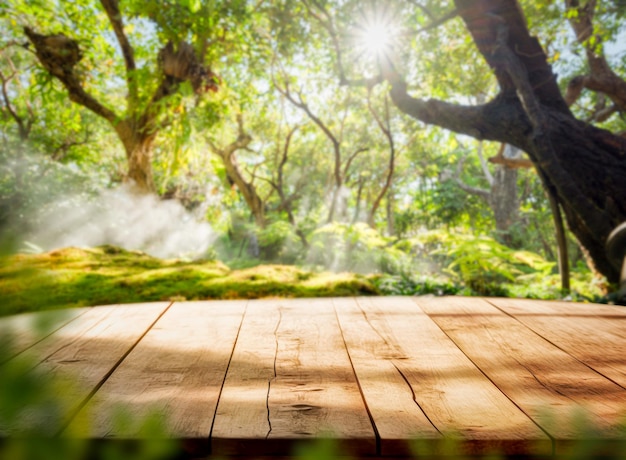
[274,73,368,223]
[450,142,522,245]
[313,0,626,284]
[208,115,266,228]
[12,0,252,194]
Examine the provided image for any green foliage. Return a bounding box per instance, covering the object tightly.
[0,0,617,300]
[0,152,108,254]
[413,230,554,296]
[257,220,301,261]
[307,223,410,275]
[0,246,379,317]
[0,322,179,459]
[374,274,461,297]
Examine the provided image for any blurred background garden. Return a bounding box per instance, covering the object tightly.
[2,0,626,317]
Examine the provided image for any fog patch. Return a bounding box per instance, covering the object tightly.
[28,184,216,259]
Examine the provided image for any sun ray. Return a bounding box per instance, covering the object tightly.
[349,4,402,64]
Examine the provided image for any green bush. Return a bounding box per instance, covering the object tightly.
[306,223,411,275]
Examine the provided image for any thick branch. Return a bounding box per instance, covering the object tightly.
[455,0,570,114]
[490,17,612,237]
[389,80,501,140]
[24,27,118,124]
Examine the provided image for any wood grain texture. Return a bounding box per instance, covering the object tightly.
[333,296,441,456]
[1,302,170,435]
[65,300,247,456]
[350,296,551,456]
[212,298,375,457]
[0,308,89,364]
[1,296,625,457]
[489,298,626,388]
[417,296,626,453]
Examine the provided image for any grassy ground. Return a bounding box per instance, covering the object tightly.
[0,245,378,317]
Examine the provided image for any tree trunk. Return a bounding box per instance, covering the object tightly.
[488,166,519,244]
[386,190,395,236]
[114,121,157,194]
[221,153,266,228]
[386,0,626,283]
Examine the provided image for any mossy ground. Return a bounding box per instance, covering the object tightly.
[0,245,378,317]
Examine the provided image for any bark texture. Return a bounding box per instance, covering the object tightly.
[386,0,626,282]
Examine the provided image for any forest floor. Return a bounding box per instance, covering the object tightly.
[0,245,379,317]
[0,245,610,318]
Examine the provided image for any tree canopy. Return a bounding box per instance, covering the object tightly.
[1,0,625,299]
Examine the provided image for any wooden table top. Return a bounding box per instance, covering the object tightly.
[1,296,626,458]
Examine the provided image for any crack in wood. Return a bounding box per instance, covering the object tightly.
[40,309,116,367]
[355,299,407,359]
[485,299,626,391]
[266,307,283,440]
[391,361,442,435]
[0,309,91,366]
[428,305,556,454]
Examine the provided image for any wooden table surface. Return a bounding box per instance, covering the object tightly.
[1,296,626,458]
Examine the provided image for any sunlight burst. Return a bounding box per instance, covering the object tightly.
[360,21,393,56]
[351,5,402,66]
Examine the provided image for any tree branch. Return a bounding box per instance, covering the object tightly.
[342,147,368,179]
[455,178,491,200]
[563,0,626,113]
[476,141,494,186]
[452,154,490,200]
[301,0,384,89]
[416,8,460,34]
[24,27,119,124]
[490,16,611,236]
[100,0,138,105]
[366,91,396,225]
[0,55,33,140]
[51,128,91,161]
[488,148,533,169]
[276,125,300,194]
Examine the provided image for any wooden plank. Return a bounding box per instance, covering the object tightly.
[211,298,376,457]
[346,296,551,456]
[0,308,89,364]
[490,298,626,388]
[64,300,247,456]
[417,296,626,453]
[333,297,442,457]
[486,297,626,318]
[0,302,170,436]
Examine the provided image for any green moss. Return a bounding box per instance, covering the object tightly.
[0,246,379,317]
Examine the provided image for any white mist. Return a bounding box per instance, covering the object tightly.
[28,184,216,259]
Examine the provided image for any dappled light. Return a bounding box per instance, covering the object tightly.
[2,298,626,458]
[2,1,626,456]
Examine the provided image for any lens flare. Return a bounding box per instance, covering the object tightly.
[360,21,393,56]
